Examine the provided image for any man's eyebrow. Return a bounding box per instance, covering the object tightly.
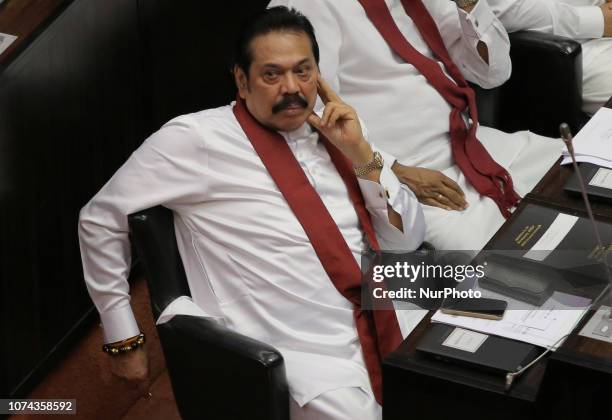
[294,58,312,67]
[260,58,313,69]
[261,63,282,70]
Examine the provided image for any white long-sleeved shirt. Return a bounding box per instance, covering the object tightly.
[487,0,605,40]
[78,104,425,405]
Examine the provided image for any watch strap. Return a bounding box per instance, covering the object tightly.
[354,151,384,176]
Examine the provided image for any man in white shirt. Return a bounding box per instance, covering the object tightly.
[270,0,563,250]
[78,7,424,420]
[488,0,612,115]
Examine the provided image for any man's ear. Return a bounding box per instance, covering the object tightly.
[234,65,248,99]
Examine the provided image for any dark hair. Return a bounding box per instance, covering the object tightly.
[233,6,319,75]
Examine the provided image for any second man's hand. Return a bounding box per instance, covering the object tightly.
[392,162,468,211]
[603,1,612,37]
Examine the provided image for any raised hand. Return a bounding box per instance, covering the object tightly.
[307,75,373,166]
[603,1,612,37]
[392,163,468,211]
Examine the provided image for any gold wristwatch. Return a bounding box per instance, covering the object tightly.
[354,151,384,176]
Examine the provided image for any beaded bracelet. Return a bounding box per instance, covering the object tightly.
[102,333,146,356]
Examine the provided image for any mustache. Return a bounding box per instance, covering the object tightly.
[272,94,308,114]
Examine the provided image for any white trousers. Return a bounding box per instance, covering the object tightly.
[582,38,612,115]
[422,129,563,250]
[551,0,612,113]
[290,387,381,420]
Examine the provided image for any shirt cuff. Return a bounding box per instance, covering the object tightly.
[357,164,402,211]
[575,6,605,39]
[100,304,140,343]
[357,146,402,208]
[156,296,222,325]
[457,0,495,40]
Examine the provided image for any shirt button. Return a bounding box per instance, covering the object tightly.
[475,20,479,27]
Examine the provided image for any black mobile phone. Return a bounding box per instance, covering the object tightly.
[440,298,507,320]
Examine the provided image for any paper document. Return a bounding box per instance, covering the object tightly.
[432,289,591,349]
[579,305,612,344]
[0,32,18,55]
[588,167,612,190]
[561,108,612,168]
[523,213,578,261]
[442,328,488,353]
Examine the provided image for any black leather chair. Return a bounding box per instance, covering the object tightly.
[128,206,290,420]
[474,31,584,137]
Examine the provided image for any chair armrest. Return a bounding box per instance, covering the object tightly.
[500,31,584,137]
[470,83,501,129]
[158,314,289,420]
[129,207,191,318]
[418,241,435,251]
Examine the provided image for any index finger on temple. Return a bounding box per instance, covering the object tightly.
[317,76,342,104]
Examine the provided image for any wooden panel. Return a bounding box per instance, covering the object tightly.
[0,0,275,398]
[0,0,146,396]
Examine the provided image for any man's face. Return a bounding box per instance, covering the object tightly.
[235,30,318,132]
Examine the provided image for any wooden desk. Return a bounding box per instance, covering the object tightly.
[526,99,612,219]
[528,98,612,369]
[383,310,548,420]
[526,160,612,221]
[525,99,612,420]
[383,98,612,419]
[383,201,556,420]
[0,0,147,398]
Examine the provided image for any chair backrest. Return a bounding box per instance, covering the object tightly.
[501,31,585,137]
[128,206,190,319]
[471,31,584,136]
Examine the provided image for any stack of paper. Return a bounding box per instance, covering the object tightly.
[561,107,612,168]
[432,289,591,350]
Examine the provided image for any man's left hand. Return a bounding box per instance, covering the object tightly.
[307,75,373,166]
[393,162,468,211]
[602,1,612,37]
